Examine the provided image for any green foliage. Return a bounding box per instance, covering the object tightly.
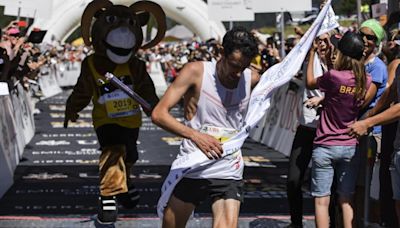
[65,27,81,43]
[259,24,309,38]
[334,0,375,16]
[258,19,355,38]
[338,0,358,16]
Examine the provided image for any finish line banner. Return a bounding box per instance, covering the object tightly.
[157,1,339,218]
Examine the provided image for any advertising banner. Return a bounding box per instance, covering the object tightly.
[252,0,312,13]
[208,0,254,21]
[38,65,62,98]
[56,61,80,87]
[250,81,303,156]
[0,95,20,172]
[147,62,168,98]
[10,87,27,156]
[0,0,53,19]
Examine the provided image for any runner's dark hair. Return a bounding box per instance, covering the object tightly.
[222,26,258,59]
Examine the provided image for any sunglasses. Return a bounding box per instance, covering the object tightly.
[359,32,377,42]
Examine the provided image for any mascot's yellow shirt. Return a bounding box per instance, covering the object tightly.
[88,55,142,129]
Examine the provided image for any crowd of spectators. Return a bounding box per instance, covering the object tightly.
[0,20,90,95]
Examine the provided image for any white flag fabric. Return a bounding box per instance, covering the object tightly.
[157,0,338,218]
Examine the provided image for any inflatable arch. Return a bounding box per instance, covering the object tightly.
[32,0,227,43]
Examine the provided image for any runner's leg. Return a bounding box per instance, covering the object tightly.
[211,198,240,228]
[162,195,195,228]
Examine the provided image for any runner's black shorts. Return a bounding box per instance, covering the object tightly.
[173,178,244,206]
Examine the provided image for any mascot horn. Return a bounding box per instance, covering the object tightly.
[64,0,166,225]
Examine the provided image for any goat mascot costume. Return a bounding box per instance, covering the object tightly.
[64,0,166,224]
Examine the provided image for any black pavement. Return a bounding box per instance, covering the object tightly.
[0,90,315,227]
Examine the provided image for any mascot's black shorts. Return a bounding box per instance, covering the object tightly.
[173,178,244,206]
[96,124,139,164]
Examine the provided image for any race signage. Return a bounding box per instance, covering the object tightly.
[208,0,254,21]
[371,3,387,18]
[0,0,53,19]
[252,0,312,12]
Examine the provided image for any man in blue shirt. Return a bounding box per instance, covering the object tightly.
[355,19,388,227]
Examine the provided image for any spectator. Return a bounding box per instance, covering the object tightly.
[368,28,400,227]
[354,19,388,226]
[349,65,400,228]
[306,31,373,228]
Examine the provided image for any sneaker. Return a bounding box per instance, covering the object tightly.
[93,215,116,228]
[97,195,118,224]
[116,184,140,209]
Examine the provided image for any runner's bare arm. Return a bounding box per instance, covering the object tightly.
[151,62,223,159]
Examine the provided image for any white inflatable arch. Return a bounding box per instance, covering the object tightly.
[32,0,226,43]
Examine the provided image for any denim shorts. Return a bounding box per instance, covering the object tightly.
[391,150,400,200]
[311,145,359,197]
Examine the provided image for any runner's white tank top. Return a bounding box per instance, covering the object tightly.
[181,61,252,180]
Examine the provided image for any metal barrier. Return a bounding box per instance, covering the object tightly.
[0,61,80,198]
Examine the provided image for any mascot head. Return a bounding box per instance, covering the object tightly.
[81,0,166,64]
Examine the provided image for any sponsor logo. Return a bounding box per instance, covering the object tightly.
[161,137,182,146]
[42,133,96,138]
[243,156,276,168]
[23,172,68,180]
[49,105,93,111]
[36,140,70,146]
[77,140,98,145]
[50,113,92,118]
[51,121,92,128]
[32,159,99,164]
[32,148,99,156]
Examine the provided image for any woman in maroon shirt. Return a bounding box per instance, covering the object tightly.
[306,31,373,228]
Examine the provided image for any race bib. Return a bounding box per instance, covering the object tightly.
[200,125,238,143]
[104,89,140,118]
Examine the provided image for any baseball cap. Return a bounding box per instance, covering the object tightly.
[336,31,365,60]
[329,33,342,48]
[6,27,20,37]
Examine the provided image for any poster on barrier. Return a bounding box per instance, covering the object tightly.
[0,95,20,171]
[250,81,303,156]
[0,145,14,198]
[38,65,62,98]
[17,84,35,144]
[0,96,15,198]
[10,87,26,156]
[56,61,80,87]
[148,62,168,98]
[250,54,324,156]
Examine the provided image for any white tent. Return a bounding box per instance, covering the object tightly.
[165,25,194,40]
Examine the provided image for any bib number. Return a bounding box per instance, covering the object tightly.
[200,125,238,143]
[104,90,139,118]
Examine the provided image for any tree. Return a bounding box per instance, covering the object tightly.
[334,0,376,16]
